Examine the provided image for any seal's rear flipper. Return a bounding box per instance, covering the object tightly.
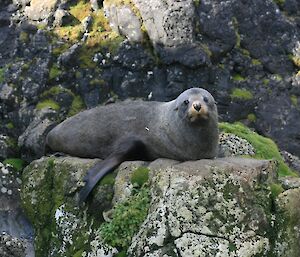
[78,157,120,205]
[78,137,149,206]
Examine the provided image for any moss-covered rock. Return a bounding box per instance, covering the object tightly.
[21,157,117,257]
[20,154,300,257]
[274,188,300,256]
[219,122,297,177]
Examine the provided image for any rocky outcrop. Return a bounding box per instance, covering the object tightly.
[1,0,299,159]
[21,156,300,256]
[0,162,34,257]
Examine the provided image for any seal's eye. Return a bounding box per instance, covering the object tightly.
[183,100,189,105]
[203,96,209,103]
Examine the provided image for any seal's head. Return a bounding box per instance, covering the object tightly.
[174,88,217,125]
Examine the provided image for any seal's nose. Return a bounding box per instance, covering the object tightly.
[193,103,201,112]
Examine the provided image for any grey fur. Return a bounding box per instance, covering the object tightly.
[46,88,219,161]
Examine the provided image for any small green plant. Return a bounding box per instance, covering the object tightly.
[68,95,85,116]
[49,65,62,80]
[19,31,29,43]
[100,186,150,250]
[290,95,298,107]
[273,0,285,6]
[99,173,116,186]
[6,122,14,129]
[219,122,297,177]
[270,183,284,199]
[41,86,66,98]
[131,167,150,187]
[0,68,4,83]
[230,88,253,100]
[232,74,246,82]
[36,99,60,111]
[252,59,262,66]
[263,78,270,86]
[247,113,256,122]
[3,158,26,172]
[273,74,282,81]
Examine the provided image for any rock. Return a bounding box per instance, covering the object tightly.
[0,84,14,101]
[0,135,18,160]
[20,155,300,256]
[90,0,100,11]
[82,16,93,32]
[21,156,117,256]
[104,4,143,42]
[0,162,34,257]
[275,188,300,256]
[280,151,300,175]
[279,177,300,190]
[218,132,256,157]
[24,0,59,23]
[18,109,57,162]
[0,233,26,257]
[58,43,82,67]
[53,8,72,27]
[128,158,277,256]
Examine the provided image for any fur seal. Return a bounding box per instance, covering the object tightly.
[46,88,219,204]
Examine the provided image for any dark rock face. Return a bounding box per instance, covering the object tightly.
[0,0,300,163]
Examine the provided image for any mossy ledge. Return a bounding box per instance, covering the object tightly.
[219,122,297,177]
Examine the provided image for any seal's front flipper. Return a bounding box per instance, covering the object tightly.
[78,137,148,205]
[78,157,120,205]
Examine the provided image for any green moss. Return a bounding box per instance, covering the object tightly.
[241,49,250,56]
[131,167,150,187]
[73,250,84,257]
[292,56,300,68]
[219,122,297,177]
[54,25,83,42]
[22,63,30,72]
[69,0,91,22]
[3,158,25,172]
[52,44,71,56]
[100,186,150,250]
[274,0,285,6]
[78,46,97,68]
[115,251,127,257]
[247,113,256,122]
[270,183,284,199]
[68,95,86,116]
[49,64,62,80]
[273,74,282,81]
[41,85,67,98]
[0,68,4,83]
[263,78,270,86]
[5,137,18,150]
[36,99,60,111]
[6,122,14,129]
[252,59,262,65]
[99,173,116,186]
[232,74,246,82]
[230,88,253,100]
[200,43,212,57]
[194,0,200,7]
[89,79,106,87]
[19,31,29,43]
[290,95,298,107]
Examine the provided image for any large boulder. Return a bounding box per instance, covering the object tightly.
[24,0,59,23]
[21,156,300,256]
